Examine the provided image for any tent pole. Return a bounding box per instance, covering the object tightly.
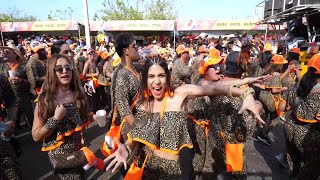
[0,23,4,46]
[173,29,176,49]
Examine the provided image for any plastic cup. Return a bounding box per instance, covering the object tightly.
[8,70,16,78]
[96,110,106,127]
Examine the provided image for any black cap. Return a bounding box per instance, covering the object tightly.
[224,51,243,75]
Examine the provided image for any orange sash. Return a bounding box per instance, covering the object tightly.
[187,115,209,138]
[271,94,286,116]
[101,90,140,157]
[101,66,141,157]
[220,131,244,172]
[124,153,149,180]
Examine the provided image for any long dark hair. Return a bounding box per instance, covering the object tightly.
[259,51,273,68]
[142,56,173,112]
[38,54,87,122]
[283,52,300,71]
[297,67,320,98]
[51,40,66,54]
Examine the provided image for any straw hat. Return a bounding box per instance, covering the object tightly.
[0,46,24,61]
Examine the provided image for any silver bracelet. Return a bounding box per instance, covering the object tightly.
[44,117,59,129]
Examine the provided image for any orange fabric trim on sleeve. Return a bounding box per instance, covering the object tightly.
[127,134,193,155]
[296,114,320,123]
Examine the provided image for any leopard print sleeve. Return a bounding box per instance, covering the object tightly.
[113,72,132,118]
[25,59,36,95]
[265,74,282,88]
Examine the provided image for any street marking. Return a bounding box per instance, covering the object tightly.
[38,171,55,180]
[15,131,31,139]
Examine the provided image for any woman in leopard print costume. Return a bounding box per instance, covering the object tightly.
[188,48,224,179]
[257,55,288,142]
[32,54,97,180]
[104,56,267,179]
[284,54,320,179]
[280,48,302,109]
[210,52,264,180]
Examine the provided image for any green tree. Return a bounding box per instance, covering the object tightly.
[0,8,37,22]
[47,6,74,20]
[100,0,144,21]
[145,0,177,20]
[98,0,177,21]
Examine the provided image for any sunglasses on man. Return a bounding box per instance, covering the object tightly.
[54,64,73,73]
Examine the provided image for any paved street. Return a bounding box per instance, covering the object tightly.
[16,120,289,180]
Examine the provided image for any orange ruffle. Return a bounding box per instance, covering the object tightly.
[127,133,193,155]
[41,121,90,152]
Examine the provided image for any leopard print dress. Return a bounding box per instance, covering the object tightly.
[42,103,89,180]
[281,62,300,109]
[259,74,282,113]
[284,91,320,179]
[128,109,193,179]
[187,96,215,179]
[210,94,256,180]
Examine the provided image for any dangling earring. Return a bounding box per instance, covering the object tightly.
[205,75,209,80]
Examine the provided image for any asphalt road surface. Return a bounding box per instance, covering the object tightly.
[16,120,289,180]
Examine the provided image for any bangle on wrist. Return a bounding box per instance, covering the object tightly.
[241,87,255,100]
[44,117,59,129]
[227,84,237,98]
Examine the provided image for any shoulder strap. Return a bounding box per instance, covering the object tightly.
[111,90,141,126]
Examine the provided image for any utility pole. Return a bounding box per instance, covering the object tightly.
[83,0,91,49]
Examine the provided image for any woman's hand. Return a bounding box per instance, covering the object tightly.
[239,94,265,125]
[288,62,296,72]
[53,105,67,121]
[104,138,129,173]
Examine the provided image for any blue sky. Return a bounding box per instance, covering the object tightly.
[0,0,264,22]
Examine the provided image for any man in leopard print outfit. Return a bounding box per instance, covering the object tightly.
[0,74,21,179]
[111,34,142,140]
[171,45,194,89]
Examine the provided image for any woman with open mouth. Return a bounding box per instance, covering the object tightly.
[104,56,269,179]
[187,48,224,179]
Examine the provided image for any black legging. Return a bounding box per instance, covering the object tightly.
[179,147,195,180]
